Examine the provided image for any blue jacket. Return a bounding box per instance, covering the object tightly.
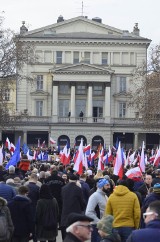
[127,220,160,242]
[0,182,16,202]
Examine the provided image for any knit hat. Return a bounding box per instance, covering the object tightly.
[153,183,160,193]
[97,178,109,188]
[97,215,114,235]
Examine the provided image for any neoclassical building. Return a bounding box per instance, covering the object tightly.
[3,15,155,149]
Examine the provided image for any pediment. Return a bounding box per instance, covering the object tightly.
[30,90,49,96]
[51,63,114,75]
[21,16,124,38]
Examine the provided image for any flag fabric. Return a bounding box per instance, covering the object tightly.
[73,139,83,175]
[98,147,104,170]
[83,144,91,153]
[60,145,67,164]
[5,137,11,150]
[108,145,112,163]
[41,141,45,148]
[0,146,3,165]
[83,153,88,170]
[153,148,160,167]
[10,143,15,153]
[22,143,28,154]
[139,141,145,173]
[5,137,21,170]
[38,139,40,148]
[113,141,123,179]
[26,149,34,161]
[50,137,56,145]
[125,167,142,179]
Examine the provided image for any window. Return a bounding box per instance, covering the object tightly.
[3,89,10,101]
[84,52,90,64]
[119,102,126,118]
[93,85,103,95]
[76,99,86,117]
[102,52,108,65]
[56,51,62,64]
[36,101,43,116]
[36,75,43,90]
[59,100,69,117]
[93,100,103,117]
[119,77,126,92]
[59,84,69,95]
[73,52,79,64]
[76,85,86,94]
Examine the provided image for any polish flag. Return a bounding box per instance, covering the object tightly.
[10,143,15,153]
[129,151,136,164]
[64,148,71,166]
[125,167,142,179]
[108,145,112,163]
[60,145,67,164]
[83,153,88,170]
[153,148,160,167]
[139,141,145,173]
[97,147,104,170]
[83,144,91,153]
[73,139,83,175]
[113,142,123,179]
[50,137,56,144]
[41,140,45,148]
[5,137,11,150]
[0,146,3,165]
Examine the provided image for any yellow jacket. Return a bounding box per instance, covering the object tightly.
[105,185,140,229]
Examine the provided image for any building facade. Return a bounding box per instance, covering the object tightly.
[2,16,156,149]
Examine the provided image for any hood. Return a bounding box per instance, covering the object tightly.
[0,197,7,207]
[113,185,130,196]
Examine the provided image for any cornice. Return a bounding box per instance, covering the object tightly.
[30,90,49,96]
[53,70,110,75]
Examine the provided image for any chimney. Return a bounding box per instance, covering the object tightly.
[57,15,64,23]
[133,23,140,36]
[20,21,28,34]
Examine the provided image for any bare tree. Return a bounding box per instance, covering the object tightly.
[0,16,35,129]
[128,44,160,129]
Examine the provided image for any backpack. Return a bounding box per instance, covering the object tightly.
[0,209,8,240]
[42,199,57,231]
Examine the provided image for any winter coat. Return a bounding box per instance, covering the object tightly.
[142,192,160,213]
[126,219,160,242]
[0,197,14,242]
[0,182,16,202]
[27,182,40,217]
[64,232,82,242]
[19,159,30,171]
[61,182,85,227]
[8,195,34,237]
[86,188,108,224]
[35,198,59,241]
[105,185,140,229]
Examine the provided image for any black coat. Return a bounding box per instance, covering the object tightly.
[8,195,34,237]
[35,198,59,241]
[100,233,121,242]
[61,182,85,227]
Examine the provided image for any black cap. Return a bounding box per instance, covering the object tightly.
[67,213,93,226]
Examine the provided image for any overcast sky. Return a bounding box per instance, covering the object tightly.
[1,0,160,45]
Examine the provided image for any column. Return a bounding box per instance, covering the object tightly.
[52,83,58,122]
[120,52,122,65]
[134,133,138,150]
[87,83,93,123]
[23,130,27,144]
[104,84,111,123]
[0,130,2,141]
[70,84,76,122]
[110,52,113,65]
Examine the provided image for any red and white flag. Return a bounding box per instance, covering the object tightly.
[41,140,45,148]
[153,148,160,167]
[50,137,56,145]
[5,137,11,150]
[83,153,88,170]
[10,143,15,153]
[113,141,123,179]
[73,139,83,175]
[98,147,104,170]
[139,141,145,173]
[125,167,142,179]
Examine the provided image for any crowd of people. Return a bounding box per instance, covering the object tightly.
[0,145,160,242]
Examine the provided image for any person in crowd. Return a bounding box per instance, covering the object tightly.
[79,173,90,207]
[86,169,95,189]
[44,165,65,228]
[64,213,93,242]
[127,200,160,242]
[60,174,85,240]
[97,215,121,242]
[0,165,7,182]
[3,165,19,181]
[18,154,30,178]
[152,169,160,185]
[6,178,18,194]
[39,171,46,184]
[0,196,14,242]
[35,184,59,242]
[86,178,111,242]
[0,181,16,202]
[62,173,69,184]
[138,174,153,202]
[8,185,34,242]
[105,179,141,242]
